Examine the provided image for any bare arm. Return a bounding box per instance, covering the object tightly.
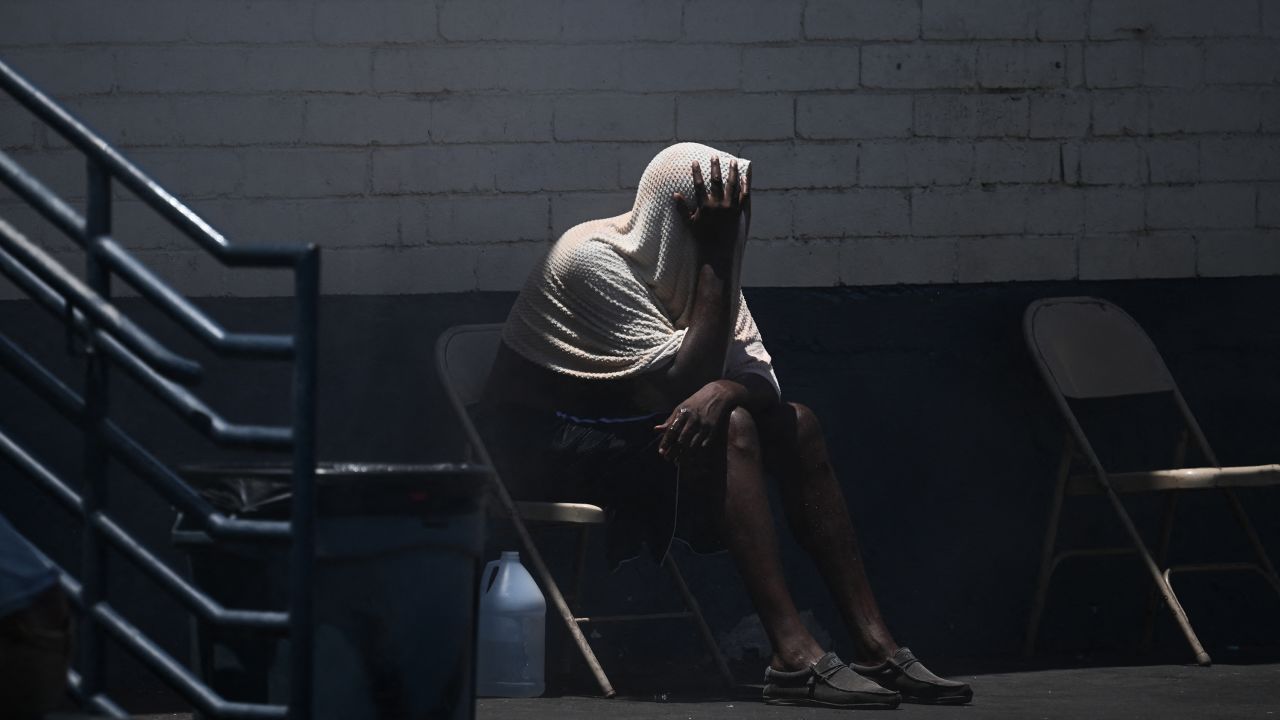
[651,158,781,462]
[659,156,749,403]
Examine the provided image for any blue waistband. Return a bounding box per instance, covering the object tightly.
[554,410,664,425]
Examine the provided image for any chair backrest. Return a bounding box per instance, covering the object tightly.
[1024,297,1176,400]
[435,323,505,473]
[436,323,504,408]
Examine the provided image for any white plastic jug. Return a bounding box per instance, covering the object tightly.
[476,550,546,697]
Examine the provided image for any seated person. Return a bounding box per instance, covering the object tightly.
[480,142,972,708]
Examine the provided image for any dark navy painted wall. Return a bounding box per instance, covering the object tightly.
[3,278,1280,707]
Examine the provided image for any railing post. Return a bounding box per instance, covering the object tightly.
[287,246,319,720]
[80,158,112,699]
[4,61,323,716]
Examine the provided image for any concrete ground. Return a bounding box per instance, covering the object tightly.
[476,663,1280,719]
[109,660,1280,720]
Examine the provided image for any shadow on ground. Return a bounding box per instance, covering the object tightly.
[480,659,1280,720]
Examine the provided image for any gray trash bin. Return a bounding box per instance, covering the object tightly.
[173,462,489,720]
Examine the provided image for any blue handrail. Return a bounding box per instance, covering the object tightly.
[0,109,295,360]
[0,215,204,381]
[0,330,292,542]
[0,58,302,266]
[0,232,292,447]
[0,55,319,719]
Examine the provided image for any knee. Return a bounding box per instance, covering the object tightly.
[760,401,824,446]
[727,406,762,460]
[789,402,823,446]
[758,402,829,475]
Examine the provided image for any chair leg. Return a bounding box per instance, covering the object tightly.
[1025,436,1073,657]
[556,526,592,681]
[1141,492,1180,651]
[571,526,591,611]
[664,555,736,689]
[1222,489,1280,602]
[1103,486,1211,666]
[503,500,616,697]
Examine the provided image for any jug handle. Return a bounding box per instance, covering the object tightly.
[481,559,501,595]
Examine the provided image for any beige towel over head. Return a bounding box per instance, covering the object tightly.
[502,142,780,398]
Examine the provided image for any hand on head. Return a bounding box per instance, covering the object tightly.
[672,156,750,249]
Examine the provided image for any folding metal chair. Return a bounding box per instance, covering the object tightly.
[1022,296,1280,666]
[435,324,735,698]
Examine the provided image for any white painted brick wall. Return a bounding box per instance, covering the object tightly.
[1084,187,1145,233]
[682,0,803,43]
[554,96,674,141]
[561,0,682,42]
[1143,43,1204,88]
[1080,141,1145,185]
[923,0,1038,40]
[0,0,1277,298]
[806,1,920,42]
[1261,184,1280,227]
[1147,185,1256,230]
[1028,92,1090,138]
[677,95,794,140]
[862,45,976,88]
[974,140,1059,183]
[860,140,972,187]
[915,94,1028,137]
[977,43,1069,89]
[1026,186,1085,235]
[794,189,911,238]
[797,95,913,139]
[1079,234,1198,280]
[1085,42,1142,87]
[957,234,1077,282]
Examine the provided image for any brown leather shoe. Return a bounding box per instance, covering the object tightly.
[852,647,973,705]
[763,652,901,709]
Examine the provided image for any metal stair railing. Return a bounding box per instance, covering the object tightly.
[0,57,318,719]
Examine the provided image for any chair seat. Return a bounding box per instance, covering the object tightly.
[1067,464,1280,496]
[513,500,607,525]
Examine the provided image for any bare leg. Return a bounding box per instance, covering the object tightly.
[689,406,826,671]
[755,401,898,665]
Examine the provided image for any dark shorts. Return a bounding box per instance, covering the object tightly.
[473,403,725,570]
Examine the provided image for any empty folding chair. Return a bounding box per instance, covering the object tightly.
[435,324,734,697]
[1023,296,1280,666]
